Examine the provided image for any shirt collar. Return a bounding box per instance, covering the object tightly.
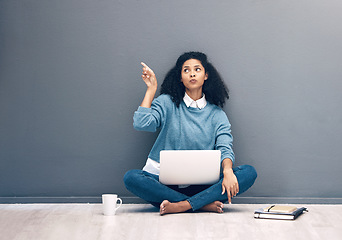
[183,92,207,109]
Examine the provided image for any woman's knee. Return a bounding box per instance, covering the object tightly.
[123,169,141,188]
[235,164,257,181]
[244,165,257,181]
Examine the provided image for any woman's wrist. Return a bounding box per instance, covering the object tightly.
[147,86,157,94]
[222,158,233,175]
[140,88,157,108]
[223,168,233,176]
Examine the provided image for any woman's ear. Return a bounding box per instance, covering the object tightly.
[205,73,208,80]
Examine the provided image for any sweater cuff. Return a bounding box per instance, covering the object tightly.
[221,154,235,165]
[137,106,152,113]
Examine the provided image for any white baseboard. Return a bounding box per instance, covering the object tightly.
[1,196,342,204]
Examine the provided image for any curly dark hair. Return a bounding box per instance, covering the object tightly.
[160,51,229,108]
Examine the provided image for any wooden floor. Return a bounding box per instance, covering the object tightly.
[1,204,341,240]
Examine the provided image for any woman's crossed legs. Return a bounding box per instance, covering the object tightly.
[124,165,257,215]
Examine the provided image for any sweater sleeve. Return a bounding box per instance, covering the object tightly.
[133,95,168,132]
[214,111,235,165]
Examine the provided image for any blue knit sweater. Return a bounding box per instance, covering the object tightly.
[133,94,235,164]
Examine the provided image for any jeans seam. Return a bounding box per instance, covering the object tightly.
[186,199,195,211]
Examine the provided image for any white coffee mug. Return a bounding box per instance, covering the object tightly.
[102,194,122,216]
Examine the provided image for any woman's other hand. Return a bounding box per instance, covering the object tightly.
[221,169,239,204]
[221,158,239,204]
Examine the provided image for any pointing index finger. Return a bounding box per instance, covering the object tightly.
[141,62,150,70]
[141,62,153,72]
[227,191,232,204]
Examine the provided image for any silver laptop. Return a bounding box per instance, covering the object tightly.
[159,150,221,185]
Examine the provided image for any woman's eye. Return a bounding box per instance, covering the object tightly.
[196,68,201,71]
[184,69,189,73]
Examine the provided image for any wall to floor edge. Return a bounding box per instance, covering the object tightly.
[1,197,341,205]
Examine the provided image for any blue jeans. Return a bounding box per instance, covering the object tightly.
[124,165,257,211]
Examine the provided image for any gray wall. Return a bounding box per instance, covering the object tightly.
[1,0,342,203]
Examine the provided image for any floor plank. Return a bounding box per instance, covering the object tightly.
[0,204,341,240]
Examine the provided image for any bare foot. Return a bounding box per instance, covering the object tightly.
[160,200,192,215]
[200,201,224,213]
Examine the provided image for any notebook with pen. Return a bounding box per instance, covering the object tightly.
[254,205,308,220]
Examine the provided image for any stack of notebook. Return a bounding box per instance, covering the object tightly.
[254,205,308,220]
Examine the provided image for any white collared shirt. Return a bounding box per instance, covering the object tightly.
[183,92,207,109]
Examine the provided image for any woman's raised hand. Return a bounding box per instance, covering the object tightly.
[139,62,157,108]
[141,62,157,91]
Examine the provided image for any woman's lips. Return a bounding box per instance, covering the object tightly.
[190,79,197,83]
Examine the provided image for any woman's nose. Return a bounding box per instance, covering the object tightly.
[190,72,196,77]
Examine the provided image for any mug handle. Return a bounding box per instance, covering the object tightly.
[116,198,122,210]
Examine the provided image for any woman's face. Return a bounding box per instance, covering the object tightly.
[181,59,208,93]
